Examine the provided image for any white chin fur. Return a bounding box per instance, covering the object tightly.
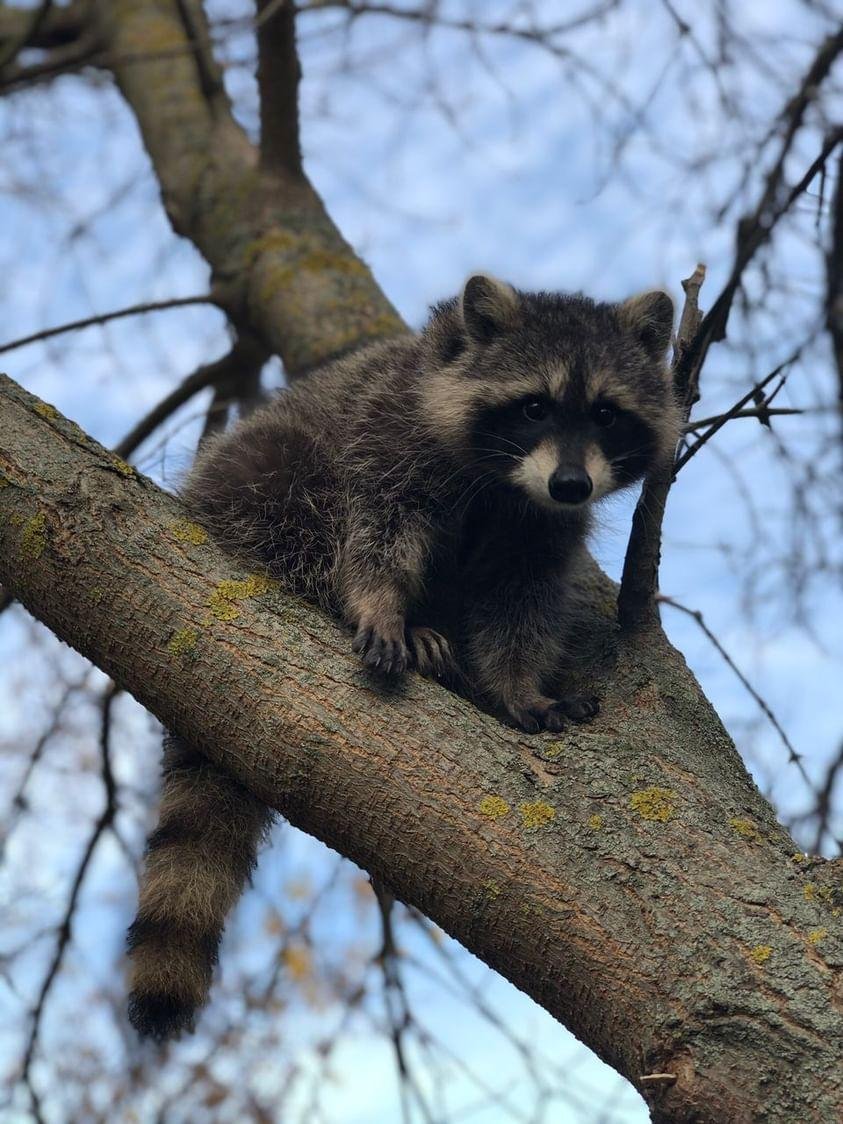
[510,440,561,510]
[511,441,615,510]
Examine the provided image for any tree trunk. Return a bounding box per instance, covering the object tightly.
[1,371,841,1123]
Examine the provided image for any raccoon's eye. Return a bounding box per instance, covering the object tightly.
[522,399,549,422]
[592,402,616,428]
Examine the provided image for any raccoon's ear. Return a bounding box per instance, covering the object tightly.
[461,274,521,344]
[618,291,674,360]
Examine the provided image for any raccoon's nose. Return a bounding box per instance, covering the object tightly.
[548,467,593,505]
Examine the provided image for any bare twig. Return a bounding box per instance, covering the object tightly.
[810,744,843,856]
[0,0,54,71]
[113,334,268,459]
[826,149,843,405]
[0,295,215,357]
[0,29,103,93]
[21,681,121,1122]
[658,596,819,793]
[677,128,843,389]
[685,407,802,431]
[675,344,804,473]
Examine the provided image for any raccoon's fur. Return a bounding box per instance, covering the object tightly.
[128,274,679,1039]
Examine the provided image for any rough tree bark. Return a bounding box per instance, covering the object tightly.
[1,2,841,1122]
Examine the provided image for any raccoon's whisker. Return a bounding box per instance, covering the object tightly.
[470,448,521,463]
[474,431,530,456]
[451,469,498,513]
[437,454,511,493]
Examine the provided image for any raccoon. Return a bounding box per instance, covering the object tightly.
[127,274,679,1039]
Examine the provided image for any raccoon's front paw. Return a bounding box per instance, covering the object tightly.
[508,694,599,733]
[408,627,453,679]
[352,617,409,676]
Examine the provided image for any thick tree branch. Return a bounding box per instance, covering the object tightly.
[256,0,304,176]
[1,371,841,1124]
[617,264,705,631]
[93,0,405,377]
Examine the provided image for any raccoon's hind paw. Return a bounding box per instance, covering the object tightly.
[352,618,409,676]
[408,627,452,679]
[559,693,600,723]
[508,693,600,733]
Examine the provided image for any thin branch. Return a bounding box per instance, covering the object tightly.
[677,126,843,387]
[826,149,843,406]
[0,295,215,357]
[809,742,843,855]
[685,407,803,431]
[113,334,268,460]
[675,344,804,473]
[0,1,87,53]
[294,0,620,42]
[0,28,102,93]
[0,0,53,71]
[658,596,818,791]
[21,681,121,1122]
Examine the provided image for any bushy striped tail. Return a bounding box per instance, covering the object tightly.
[127,732,273,1040]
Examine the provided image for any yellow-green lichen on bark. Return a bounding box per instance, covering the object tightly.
[20,511,47,559]
[108,456,135,477]
[750,945,773,965]
[803,881,841,914]
[478,795,510,820]
[808,928,828,945]
[171,519,208,546]
[519,801,556,829]
[630,786,676,823]
[207,574,274,621]
[729,817,761,842]
[168,627,199,657]
[587,814,604,830]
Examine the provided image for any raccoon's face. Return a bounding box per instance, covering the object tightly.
[422,274,680,513]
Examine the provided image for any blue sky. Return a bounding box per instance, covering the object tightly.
[1,1,841,1120]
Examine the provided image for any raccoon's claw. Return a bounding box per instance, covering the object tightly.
[559,694,600,722]
[507,700,564,734]
[352,622,409,676]
[408,627,452,679]
[508,694,599,733]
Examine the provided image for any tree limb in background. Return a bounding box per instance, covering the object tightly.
[256,0,304,176]
[92,0,406,377]
[827,149,843,406]
[114,333,268,460]
[618,48,843,630]
[1,369,842,1124]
